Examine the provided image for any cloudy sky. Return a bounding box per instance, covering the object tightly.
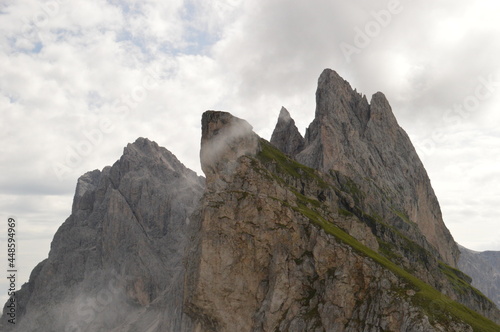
[1,0,499,296]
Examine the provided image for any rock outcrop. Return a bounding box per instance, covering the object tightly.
[185,111,500,331]
[1,138,204,331]
[459,245,500,308]
[270,106,305,157]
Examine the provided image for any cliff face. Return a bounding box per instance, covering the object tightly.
[292,69,458,267]
[2,70,500,332]
[1,138,204,332]
[184,111,499,331]
[459,245,500,308]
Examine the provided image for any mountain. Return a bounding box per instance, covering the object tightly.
[293,69,458,268]
[2,69,500,331]
[0,138,204,331]
[270,106,305,157]
[186,110,499,331]
[459,245,500,308]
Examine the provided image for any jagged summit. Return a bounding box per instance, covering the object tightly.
[315,69,371,130]
[268,68,459,267]
[121,137,201,179]
[270,107,305,157]
[2,137,205,332]
[277,106,292,121]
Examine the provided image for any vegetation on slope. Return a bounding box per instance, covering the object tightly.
[254,139,500,332]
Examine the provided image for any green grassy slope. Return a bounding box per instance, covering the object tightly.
[254,139,500,332]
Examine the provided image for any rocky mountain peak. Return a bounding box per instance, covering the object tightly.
[367,92,399,133]
[200,111,259,190]
[270,107,305,157]
[277,106,292,121]
[315,68,371,129]
[189,106,500,330]
[125,136,158,154]
[117,137,196,177]
[2,137,205,331]
[291,69,459,267]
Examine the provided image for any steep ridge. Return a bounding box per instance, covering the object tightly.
[1,138,204,331]
[459,245,500,308]
[270,70,500,323]
[293,69,458,267]
[185,111,500,331]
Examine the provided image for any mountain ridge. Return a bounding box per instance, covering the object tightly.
[459,245,500,309]
[2,70,499,331]
[290,69,458,268]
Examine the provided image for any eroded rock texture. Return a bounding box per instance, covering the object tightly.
[184,110,499,331]
[1,138,204,332]
[293,69,458,268]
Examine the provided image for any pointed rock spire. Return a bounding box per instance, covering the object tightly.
[315,69,371,129]
[270,107,305,157]
[296,69,459,267]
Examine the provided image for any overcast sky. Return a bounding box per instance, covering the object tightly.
[1,0,499,297]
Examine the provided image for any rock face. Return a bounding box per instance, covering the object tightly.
[200,110,260,191]
[270,106,305,157]
[459,245,500,308]
[291,69,458,267]
[0,138,204,331]
[185,111,500,331]
[3,70,500,332]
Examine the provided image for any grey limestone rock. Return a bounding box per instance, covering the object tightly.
[1,137,204,332]
[200,110,260,192]
[459,245,500,308]
[294,69,459,268]
[270,106,305,157]
[185,110,498,331]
